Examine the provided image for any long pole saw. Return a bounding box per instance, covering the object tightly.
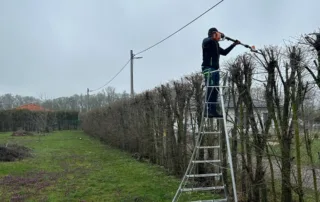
[223,35,262,54]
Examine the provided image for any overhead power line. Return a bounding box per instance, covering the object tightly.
[89,59,131,92]
[135,0,225,56]
[89,0,225,92]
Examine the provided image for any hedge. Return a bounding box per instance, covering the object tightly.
[81,73,209,176]
[0,109,79,132]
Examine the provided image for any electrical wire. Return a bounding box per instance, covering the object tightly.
[89,59,131,93]
[89,0,225,93]
[134,0,225,56]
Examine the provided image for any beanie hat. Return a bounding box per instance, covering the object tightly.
[208,27,218,37]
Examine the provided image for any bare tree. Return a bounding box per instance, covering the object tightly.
[35,93,49,135]
[288,46,306,202]
[300,29,320,88]
[227,53,268,201]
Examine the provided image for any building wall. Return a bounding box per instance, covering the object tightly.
[225,107,270,137]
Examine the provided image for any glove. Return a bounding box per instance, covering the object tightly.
[233,40,241,45]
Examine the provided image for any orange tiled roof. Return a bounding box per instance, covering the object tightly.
[16,103,50,111]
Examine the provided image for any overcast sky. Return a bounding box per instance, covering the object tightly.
[1,0,319,98]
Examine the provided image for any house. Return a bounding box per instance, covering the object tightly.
[15,103,51,111]
[225,98,269,134]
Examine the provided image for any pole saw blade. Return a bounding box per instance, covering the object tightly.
[224,36,262,54]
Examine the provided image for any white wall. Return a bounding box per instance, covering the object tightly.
[225,107,270,137]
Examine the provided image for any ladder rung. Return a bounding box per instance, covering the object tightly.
[197,146,220,149]
[207,86,228,88]
[181,186,225,192]
[200,131,220,134]
[204,117,224,119]
[204,102,228,104]
[192,160,221,163]
[191,199,227,202]
[186,173,222,178]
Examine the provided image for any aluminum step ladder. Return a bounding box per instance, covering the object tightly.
[172,70,237,202]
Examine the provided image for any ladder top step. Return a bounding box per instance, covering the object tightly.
[204,117,224,119]
[191,199,227,202]
[199,131,220,134]
[206,86,229,88]
[204,102,229,104]
[180,186,225,192]
[186,173,222,178]
[190,199,227,202]
[192,160,221,163]
[197,146,220,149]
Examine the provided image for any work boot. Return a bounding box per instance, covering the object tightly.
[204,111,223,118]
[203,105,212,118]
[211,105,223,118]
[212,112,223,118]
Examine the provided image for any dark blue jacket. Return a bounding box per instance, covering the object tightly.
[201,37,236,69]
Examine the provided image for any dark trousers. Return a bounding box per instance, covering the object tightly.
[202,67,220,114]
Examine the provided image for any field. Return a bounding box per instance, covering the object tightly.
[268,136,320,167]
[0,130,183,202]
[2,130,318,201]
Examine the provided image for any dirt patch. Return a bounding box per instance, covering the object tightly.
[0,171,60,189]
[0,158,91,201]
[11,129,34,136]
[0,143,32,162]
[0,171,60,201]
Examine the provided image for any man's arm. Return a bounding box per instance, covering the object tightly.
[219,43,236,56]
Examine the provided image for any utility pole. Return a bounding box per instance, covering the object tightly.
[130,50,143,98]
[130,50,134,97]
[87,88,89,112]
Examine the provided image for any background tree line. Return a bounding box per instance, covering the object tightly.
[0,87,128,111]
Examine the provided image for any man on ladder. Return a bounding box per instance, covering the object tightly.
[172,27,241,202]
[202,27,240,118]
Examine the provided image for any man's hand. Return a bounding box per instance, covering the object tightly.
[233,40,241,45]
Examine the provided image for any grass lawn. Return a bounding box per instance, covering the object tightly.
[236,135,320,167]
[0,130,199,202]
[267,137,320,167]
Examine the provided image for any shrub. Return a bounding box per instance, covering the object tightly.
[0,143,32,162]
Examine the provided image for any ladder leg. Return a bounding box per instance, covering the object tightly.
[220,84,238,202]
[172,70,237,202]
[172,105,206,202]
[172,72,211,202]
